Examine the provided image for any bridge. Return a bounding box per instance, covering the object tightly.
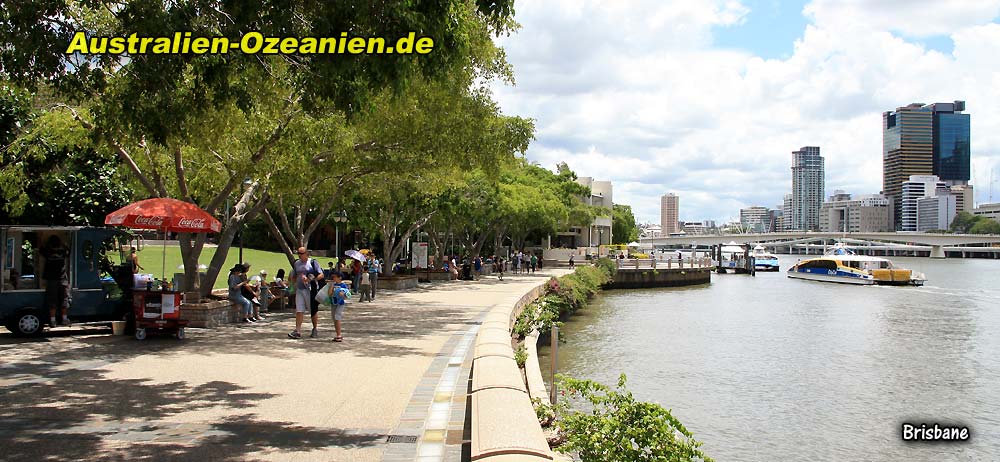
[640,232,1000,258]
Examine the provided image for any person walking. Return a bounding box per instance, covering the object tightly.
[351,258,362,293]
[228,263,254,324]
[326,272,349,342]
[358,268,372,302]
[42,235,71,327]
[530,253,538,273]
[495,256,504,281]
[368,256,381,300]
[288,247,324,339]
[568,254,575,268]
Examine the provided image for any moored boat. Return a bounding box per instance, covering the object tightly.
[787,244,925,286]
[752,245,780,271]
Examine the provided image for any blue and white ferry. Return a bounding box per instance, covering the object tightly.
[787,244,925,286]
[752,245,780,272]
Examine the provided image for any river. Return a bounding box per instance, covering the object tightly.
[538,255,1000,461]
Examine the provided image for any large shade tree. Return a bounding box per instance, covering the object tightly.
[1,0,518,295]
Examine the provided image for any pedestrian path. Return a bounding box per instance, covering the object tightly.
[0,270,565,461]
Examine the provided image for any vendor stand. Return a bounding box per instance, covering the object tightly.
[105,198,222,340]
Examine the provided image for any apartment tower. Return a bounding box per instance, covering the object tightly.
[660,193,680,235]
[791,146,824,231]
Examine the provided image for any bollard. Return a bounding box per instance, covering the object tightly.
[550,325,559,404]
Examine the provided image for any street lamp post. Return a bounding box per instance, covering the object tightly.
[598,228,604,257]
[333,210,348,259]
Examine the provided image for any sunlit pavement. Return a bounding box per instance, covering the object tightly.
[0,270,565,462]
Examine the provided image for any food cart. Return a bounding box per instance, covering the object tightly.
[132,287,187,339]
[105,198,222,340]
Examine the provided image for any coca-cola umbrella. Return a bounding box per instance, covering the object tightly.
[105,198,222,281]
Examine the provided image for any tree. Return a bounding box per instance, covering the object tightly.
[2,1,520,295]
[949,211,977,233]
[1,98,131,225]
[612,204,639,244]
[969,218,1000,235]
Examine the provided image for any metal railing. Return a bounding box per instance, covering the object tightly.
[613,257,713,270]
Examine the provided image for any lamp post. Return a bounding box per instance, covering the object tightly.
[598,228,604,256]
[333,210,348,259]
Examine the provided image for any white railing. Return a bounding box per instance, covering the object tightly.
[613,257,713,270]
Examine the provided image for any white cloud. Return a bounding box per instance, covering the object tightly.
[492,0,1000,223]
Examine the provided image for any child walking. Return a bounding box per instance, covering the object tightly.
[359,268,372,302]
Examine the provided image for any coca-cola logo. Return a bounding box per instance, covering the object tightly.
[178,218,207,228]
[134,216,165,226]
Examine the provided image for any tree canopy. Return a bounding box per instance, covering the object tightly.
[612,204,639,244]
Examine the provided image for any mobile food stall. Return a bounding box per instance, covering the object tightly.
[1,226,134,336]
[105,198,222,340]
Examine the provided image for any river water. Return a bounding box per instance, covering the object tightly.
[538,255,1000,461]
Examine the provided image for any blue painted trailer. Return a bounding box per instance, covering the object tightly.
[1,226,132,336]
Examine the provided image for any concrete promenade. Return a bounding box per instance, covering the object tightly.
[0,269,567,462]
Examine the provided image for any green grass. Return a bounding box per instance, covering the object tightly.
[117,246,343,289]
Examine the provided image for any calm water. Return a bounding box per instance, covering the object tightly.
[539,255,1000,461]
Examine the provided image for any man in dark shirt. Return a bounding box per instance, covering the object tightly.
[42,235,71,326]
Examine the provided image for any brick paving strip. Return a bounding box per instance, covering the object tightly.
[0,271,563,462]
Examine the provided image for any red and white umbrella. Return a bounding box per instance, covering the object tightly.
[105,198,222,280]
[105,198,221,233]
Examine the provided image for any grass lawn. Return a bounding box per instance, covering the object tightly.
[120,246,342,289]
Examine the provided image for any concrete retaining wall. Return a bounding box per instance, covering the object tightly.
[605,267,711,289]
[377,275,418,290]
[470,280,553,461]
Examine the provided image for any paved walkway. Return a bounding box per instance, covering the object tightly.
[0,269,565,462]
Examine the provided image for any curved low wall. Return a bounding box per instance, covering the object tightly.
[470,280,553,461]
[605,267,711,289]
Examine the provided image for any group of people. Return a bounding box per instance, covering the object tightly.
[507,250,540,274]
[227,262,273,324]
[227,247,382,343]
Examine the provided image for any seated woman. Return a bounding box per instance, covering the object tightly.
[228,263,255,324]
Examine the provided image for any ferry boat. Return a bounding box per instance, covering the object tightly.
[716,241,746,273]
[752,245,780,272]
[787,244,925,286]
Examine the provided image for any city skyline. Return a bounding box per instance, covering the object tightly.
[491,1,1000,224]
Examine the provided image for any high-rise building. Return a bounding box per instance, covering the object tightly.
[900,175,949,231]
[660,193,680,235]
[791,146,824,230]
[929,101,971,185]
[917,195,957,232]
[781,194,793,231]
[883,101,969,228]
[950,184,974,213]
[819,193,894,233]
[739,206,770,233]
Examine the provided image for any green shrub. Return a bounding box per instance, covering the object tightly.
[514,343,528,368]
[513,263,616,337]
[555,374,712,462]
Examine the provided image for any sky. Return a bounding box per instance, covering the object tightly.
[490,0,1000,225]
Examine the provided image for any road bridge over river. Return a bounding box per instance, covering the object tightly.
[641,232,1000,258]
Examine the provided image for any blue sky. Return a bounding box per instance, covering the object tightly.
[492,1,1000,224]
[713,0,809,59]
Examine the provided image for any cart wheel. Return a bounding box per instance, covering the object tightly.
[135,328,147,340]
[175,327,185,340]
